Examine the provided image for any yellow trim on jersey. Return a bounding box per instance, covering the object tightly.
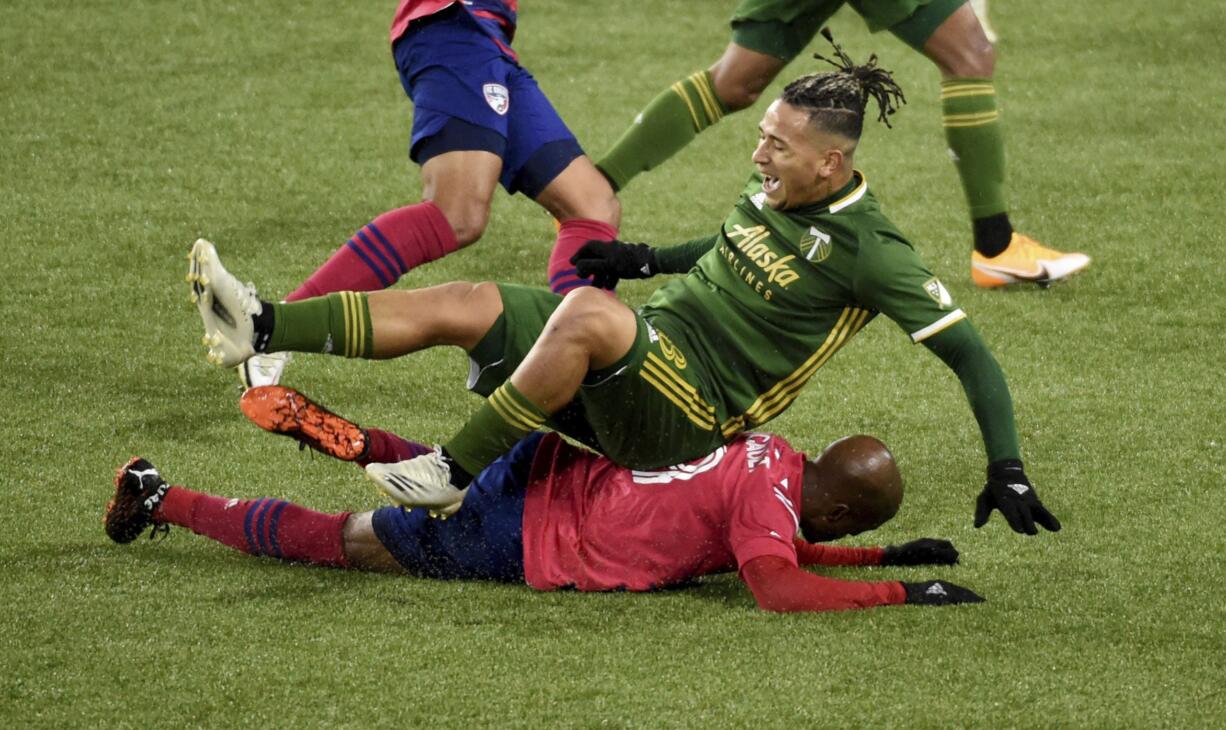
[488,387,543,432]
[942,111,1000,128]
[642,353,717,428]
[671,81,703,132]
[688,71,723,124]
[828,172,869,213]
[720,306,871,435]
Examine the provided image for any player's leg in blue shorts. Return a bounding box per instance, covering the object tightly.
[394,8,582,199]
[370,432,545,582]
[393,7,621,294]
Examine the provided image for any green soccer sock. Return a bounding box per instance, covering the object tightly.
[596,69,728,191]
[443,381,548,477]
[941,78,1008,223]
[266,291,373,358]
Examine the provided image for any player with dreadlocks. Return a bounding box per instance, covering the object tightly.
[188,49,1061,538]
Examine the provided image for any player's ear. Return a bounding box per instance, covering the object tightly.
[827,503,850,522]
[819,147,844,176]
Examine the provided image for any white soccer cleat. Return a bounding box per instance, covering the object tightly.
[186,239,260,368]
[365,448,467,518]
[971,0,998,43]
[240,351,291,388]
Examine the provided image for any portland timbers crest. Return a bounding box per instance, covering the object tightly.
[483,83,509,115]
[800,226,833,262]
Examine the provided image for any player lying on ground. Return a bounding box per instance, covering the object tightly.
[188,57,1060,536]
[238,0,620,387]
[596,7,1084,287]
[104,385,983,612]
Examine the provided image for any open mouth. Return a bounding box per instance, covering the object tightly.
[762,175,781,194]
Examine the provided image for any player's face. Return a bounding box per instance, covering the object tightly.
[799,510,886,543]
[752,100,836,210]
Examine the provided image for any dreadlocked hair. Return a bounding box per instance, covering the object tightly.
[781,28,906,141]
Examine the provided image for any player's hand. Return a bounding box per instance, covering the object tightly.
[881,538,959,566]
[901,580,985,606]
[570,239,658,289]
[974,459,1062,535]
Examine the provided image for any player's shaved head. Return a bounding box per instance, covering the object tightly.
[799,435,903,542]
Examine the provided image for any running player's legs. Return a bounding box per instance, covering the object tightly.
[370,432,545,581]
[594,0,840,191]
[281,9,509,311]
[400,10,518,248]
[887,0,1089,285]
[494,64,621,293]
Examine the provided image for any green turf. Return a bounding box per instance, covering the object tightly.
[3,1,1225,726]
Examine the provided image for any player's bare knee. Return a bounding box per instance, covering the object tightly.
[431,198,491,248]
[709,59,771,111]
[945,40,995,79]
[587,188,621,227]
[554,287,627,348]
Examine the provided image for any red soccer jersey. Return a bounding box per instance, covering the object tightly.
[521,432,805,592]
[390,0,519,44]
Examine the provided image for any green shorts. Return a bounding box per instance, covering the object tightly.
[467,284,728,469]
[731,0,965,59]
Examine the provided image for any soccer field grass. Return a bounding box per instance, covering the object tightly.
[3,1,1225,726]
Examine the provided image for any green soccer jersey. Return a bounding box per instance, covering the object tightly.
[641,171,968,439]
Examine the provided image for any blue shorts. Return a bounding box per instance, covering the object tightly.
[370,432,545,581]
[393,8,583,197]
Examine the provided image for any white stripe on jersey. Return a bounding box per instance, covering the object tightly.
[773,480,799,532]
[910,309,967,343]
[631,445,728,484]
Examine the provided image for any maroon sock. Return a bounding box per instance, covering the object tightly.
[357,427,432,467]
[286,201,459,301]
[155,487,350,567]
[548,218,619,294]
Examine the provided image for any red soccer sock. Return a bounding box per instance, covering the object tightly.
[286,201,459,301]
[358,427,432,467]
[154,487,350,568]
[548,218,619,294]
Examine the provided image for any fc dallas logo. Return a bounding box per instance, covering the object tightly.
[483,83,509,115]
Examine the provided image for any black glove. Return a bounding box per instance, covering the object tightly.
[569,239,658,289]
[902,580,985,606]
[881,538,959,566]
[974,459,1061,535]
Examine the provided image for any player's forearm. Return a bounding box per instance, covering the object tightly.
[651,234,720,274]
[792,537,884,567]
[741,556,905,612]
[924,322,1020,462]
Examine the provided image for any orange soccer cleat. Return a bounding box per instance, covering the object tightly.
[971,233,1091,289]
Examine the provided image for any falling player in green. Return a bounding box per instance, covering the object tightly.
[190,51,1060,537]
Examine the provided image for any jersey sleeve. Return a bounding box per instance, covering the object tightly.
[740,556,906,612]
[652,235,721,274]
[793,537,885,566]
[725,472,803,570]
[852,231,967,344]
